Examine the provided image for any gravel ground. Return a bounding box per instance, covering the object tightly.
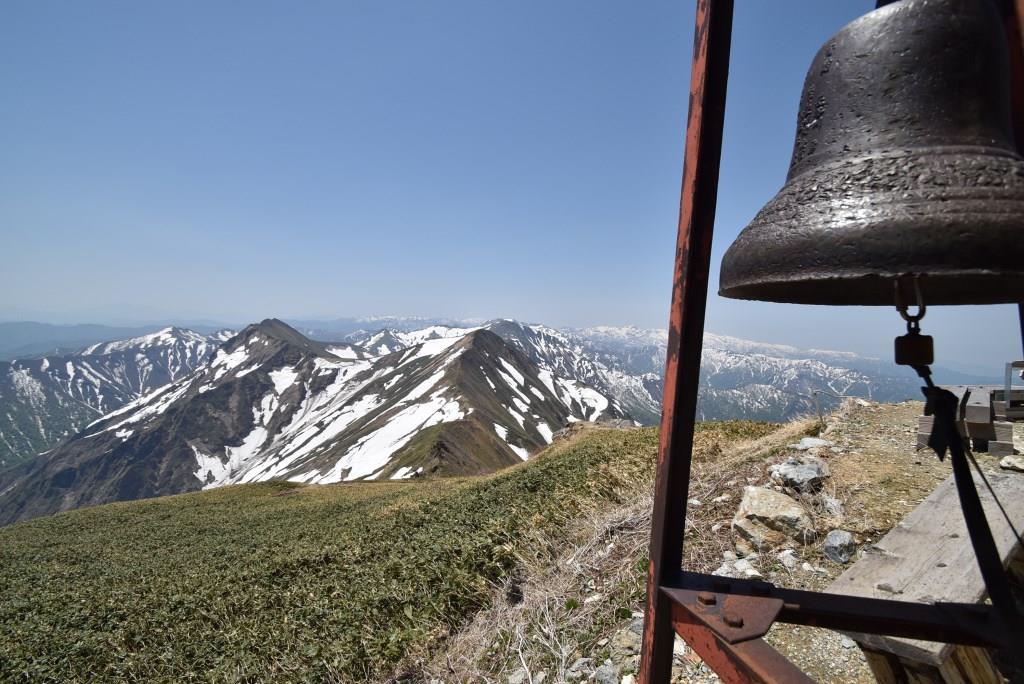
[670,399,1019,683]
[435,401,1023,683]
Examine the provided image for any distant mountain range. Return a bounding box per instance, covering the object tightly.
[0,321,230,361]
[0,315,952,525]
[0,328,232,471]
[341,321,935,423]
[0,320,626,524]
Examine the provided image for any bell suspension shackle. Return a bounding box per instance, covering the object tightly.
[894,276,927,331]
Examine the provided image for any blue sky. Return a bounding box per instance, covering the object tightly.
[1,1,1020,373]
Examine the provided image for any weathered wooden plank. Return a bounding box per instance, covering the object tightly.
[994,400,1007,420]
[965,421,1014,441]
[861,648,906,684]
[918,416,967,451]
[865,645,1001,684]
[989,441,1016,457]
[936,646,1002,684]
[918,416,967,433]
[827,470,1024,665]
[965,388,993,424]
[947,386,970,422]
[992,390,1024,400]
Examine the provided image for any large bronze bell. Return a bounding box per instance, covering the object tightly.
[719,0,1024,306]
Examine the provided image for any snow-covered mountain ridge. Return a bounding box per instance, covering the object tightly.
[0,317,927,526]
[304,318,913,423]
[553,324,922,422]
[0,321,626,525]
[0,327,231,470]
[356,321,919,425]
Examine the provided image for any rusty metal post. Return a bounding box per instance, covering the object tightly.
[638,1,733,682]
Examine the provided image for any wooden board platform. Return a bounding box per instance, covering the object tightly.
[965,387,994,424]
[918,385,1019,460]
[964,421,1014,442]
[826,470,1024,667]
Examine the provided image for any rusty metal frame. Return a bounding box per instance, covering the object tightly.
[667,574,1003,644]
[638,1,1024,682]
[638,0,733,680]
[659,578,1006,684]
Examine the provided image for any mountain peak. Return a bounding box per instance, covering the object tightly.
[456,327,508,352]
[226,319,333,356]
[253,318,298,338]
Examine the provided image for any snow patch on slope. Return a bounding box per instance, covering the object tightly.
[317,389,465,482]
[269,367,298,394]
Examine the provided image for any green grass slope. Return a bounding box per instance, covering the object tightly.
[376,418,523,479]
[0,422,774,683]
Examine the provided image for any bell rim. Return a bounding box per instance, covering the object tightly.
[720,146,1024,307]
[719,272,1024,307]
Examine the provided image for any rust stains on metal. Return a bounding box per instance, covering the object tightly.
[665,588,782,645]
[675,573,1004,649]
[638,0,733,682]
[671,598,815,684]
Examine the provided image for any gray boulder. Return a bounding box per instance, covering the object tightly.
[733,486,816,549]
[777,548,799,570]
[611,623,641,655]
[823,529,857,564]
[507,669,527,684]
[566,658,593,680]
[768,456,830,492]
[820,494,845,519]
[712,557,762,579]
[1000,456,1024,472]
[593,660,618,684]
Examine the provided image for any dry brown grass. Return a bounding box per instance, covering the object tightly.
[416,402,958,684]
[424,496,654,683]
[416,419,813,682]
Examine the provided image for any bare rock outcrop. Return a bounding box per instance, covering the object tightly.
[733,486,816,551]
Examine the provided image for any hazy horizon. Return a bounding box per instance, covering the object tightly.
[1,309,1018,378]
